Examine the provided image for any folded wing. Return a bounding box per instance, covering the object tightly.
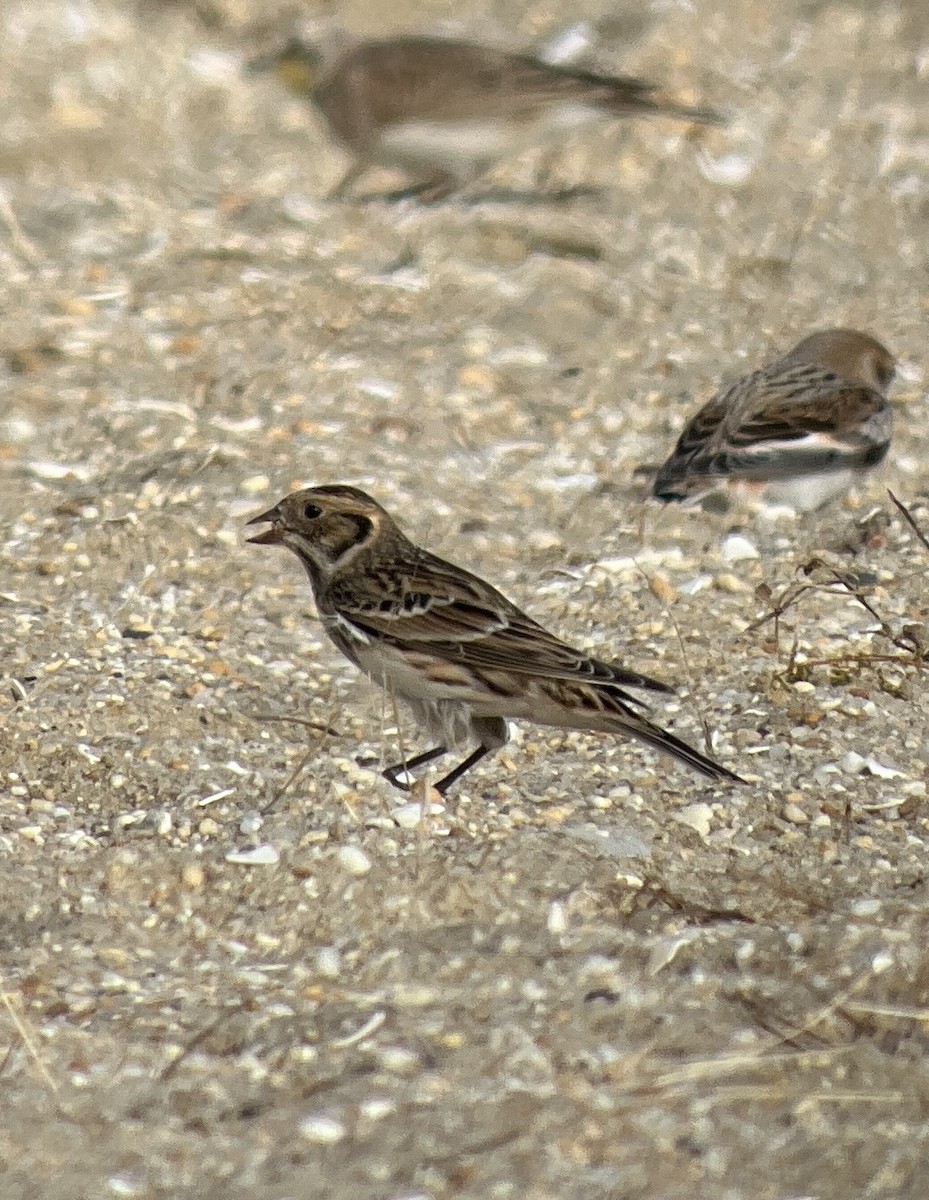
[328,554,673,701]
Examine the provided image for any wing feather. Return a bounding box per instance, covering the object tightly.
[654,361,889,497]
[321,37,674,131]
[327,553,672,698]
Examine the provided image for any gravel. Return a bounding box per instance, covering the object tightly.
[2,1,929,1197]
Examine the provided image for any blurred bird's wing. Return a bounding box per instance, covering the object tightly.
[320,36,709,128]
[655,364,890,493]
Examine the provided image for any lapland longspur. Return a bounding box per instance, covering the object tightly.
[651,329,895,511]
[247,485,742,794]
[248,34,722,201]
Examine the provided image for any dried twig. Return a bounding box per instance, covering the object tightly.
[888,489,929,557]
[662,604,716,758]
[1,991,58,1093]
[254,702,343,813]
[159,1003,245,1082]
[0,192,41,264]
[263,730,331,814]
[246,711,341,737]
[743,581,838,637]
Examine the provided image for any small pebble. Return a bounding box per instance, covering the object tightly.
[239,812,263,836]
[715,572,751,594]
[647,571,678,603]
[359,1097,396,1121]
[540,21,594,64]
[392,984,438,1007]
[298,1114,347,1144]
[281,193,326,224]
[377,1046,418,1072]
[697,150,756,185]
[720,534,759,562]
[107,1176,143,1197]
[182,864,205,889]
[337,845,372,876]
[678,803,713,838]
[315,946,341,979]
[679,574,713,596]
[547,900,568,935]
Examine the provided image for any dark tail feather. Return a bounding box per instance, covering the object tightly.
[647,99,726,126]
[650,454,717,502]
[629,716,745,782]
[601,666,675,697]
[651,469,693,503]
[652,483,692,503]
[598,79,725,126]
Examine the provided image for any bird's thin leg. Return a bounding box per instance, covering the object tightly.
[382,745,447,790]
[376,173,458,204]
[434,744,496,795]
[327,160,368,200]
[412,174,457,204]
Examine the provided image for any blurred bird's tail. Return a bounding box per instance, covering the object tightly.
[648,97,725,126]
[594,76,725,125]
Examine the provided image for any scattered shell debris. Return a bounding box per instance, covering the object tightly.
[1,1,927,1196]
[225,844,280,866]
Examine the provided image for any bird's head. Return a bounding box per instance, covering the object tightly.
[247,484,391,577]
[790,328,896,395]
[247,38,324,95]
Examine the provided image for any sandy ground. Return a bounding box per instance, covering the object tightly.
[2,0,929,1196]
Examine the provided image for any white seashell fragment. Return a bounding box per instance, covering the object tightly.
[841,752,904,778]
[28,460,94,482]
[720,534,759,562]
[678,574,713,596]
[298,1114,346,1144]
[392,801,445,828]
[697,151,756,185]
[225,844,279,866]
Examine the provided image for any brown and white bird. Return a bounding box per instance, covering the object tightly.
[247,485,742,795]
[650,329,896,511]
[248,34,722,201]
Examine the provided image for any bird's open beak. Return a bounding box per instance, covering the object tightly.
[246,505,284,545]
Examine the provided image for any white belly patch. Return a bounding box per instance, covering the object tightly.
[378,118,520,178]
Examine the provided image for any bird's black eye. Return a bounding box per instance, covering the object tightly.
[303,503,322,520]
